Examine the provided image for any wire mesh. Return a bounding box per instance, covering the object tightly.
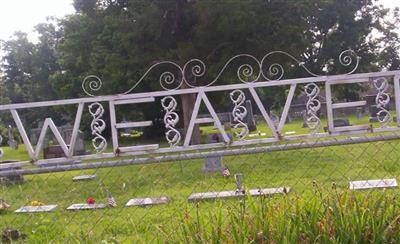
[1,131,400,242]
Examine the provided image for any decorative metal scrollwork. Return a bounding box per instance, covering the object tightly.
[339,50,361,75]
[88,102,107,153]
[373,77,391,127]
[82,50,360,95]
[305,83,321,132]
[82,75,103,97]
[161,96,181,147]
[230,90,249,140]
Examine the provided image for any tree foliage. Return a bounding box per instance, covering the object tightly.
[0,0,399,138]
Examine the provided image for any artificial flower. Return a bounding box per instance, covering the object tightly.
[30,200,44,206]
[86,197,96,204]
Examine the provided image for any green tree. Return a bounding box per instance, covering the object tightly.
[1,0,399,142]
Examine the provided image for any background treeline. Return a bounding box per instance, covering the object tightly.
[0,0,399,140]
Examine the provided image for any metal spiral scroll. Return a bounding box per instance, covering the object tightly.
[88,102,107,153]
[373,77,391,127]
[161,96,181,147]
[230,90,249,140]
[81,50,360,96]
[82,75,103,97]
[304,83,321,132]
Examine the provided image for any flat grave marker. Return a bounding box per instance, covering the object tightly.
[188,190,246,202]
[67,203,106,210]
[284,131,296,135]
[248,132,266,137]
[349,178,397,190]
[249,187,290,196]
[15,205,57,213]
[188,187,290,202]
[72,174,97,181]
[125,197,169,207]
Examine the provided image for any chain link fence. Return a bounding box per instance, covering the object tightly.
[2,130,400,242]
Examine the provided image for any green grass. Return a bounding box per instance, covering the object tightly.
[1,117,400,242]
[178,187,400,243]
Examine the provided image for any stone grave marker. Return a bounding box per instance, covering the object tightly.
[223,122,231,131]
[248,187,290,196]
[270,112,279,128]
[63,128,87,155]
[73,174,97,181]
[356,107,364,120]
[284,131,296,135]
[349,178,397,190]
[302,110,308,128]
[244,100,257,132]
[30,123,87,158]
[188,190,246,202]
[15,205,57,213]
[204,134,225,172]
[333,118,350,127]
[7,125,18,150]
[248,131,266,137]
[126,197,169,207]
[67,203,106,210]
[43,146,65,159]
[0,162,24,186]
[188,186,290,202]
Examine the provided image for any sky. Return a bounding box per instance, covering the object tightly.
[0,0,398,43]
[0,0,75,42]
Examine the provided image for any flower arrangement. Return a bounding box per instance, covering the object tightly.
[86,197,96,204]
[0,200,11,213]
[30,200,44,206]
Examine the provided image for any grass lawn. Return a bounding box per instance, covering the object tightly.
[1,115,400,242]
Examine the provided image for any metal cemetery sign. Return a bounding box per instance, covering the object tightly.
[1,50,400,170]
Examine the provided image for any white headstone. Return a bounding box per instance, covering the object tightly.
[248,187,290,196]
[15,205,57,213]
[188,190,245,202]
[188,187,290,202]
[73,175,97,181]
[67,203,106,210]
[125,197,169,207]
[350,179,397,190]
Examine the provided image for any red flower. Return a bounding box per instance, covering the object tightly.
[86,197,96,204]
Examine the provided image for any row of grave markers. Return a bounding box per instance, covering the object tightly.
[5,176,398,213]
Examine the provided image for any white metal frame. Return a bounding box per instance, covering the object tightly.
[0,49,399,167]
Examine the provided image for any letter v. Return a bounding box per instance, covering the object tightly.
[249,84,296,137]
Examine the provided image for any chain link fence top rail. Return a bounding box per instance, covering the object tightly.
[1,50,400,242]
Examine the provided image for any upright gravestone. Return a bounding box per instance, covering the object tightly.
[204,134,224,172]
[301,110,308,128]
[63,128,86,155]
[270,112,279,127]
[244,100,257,132]
[333,118,350,127]
[30,123,87,158]
[0,162,24,186]
[356,107,364,120]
